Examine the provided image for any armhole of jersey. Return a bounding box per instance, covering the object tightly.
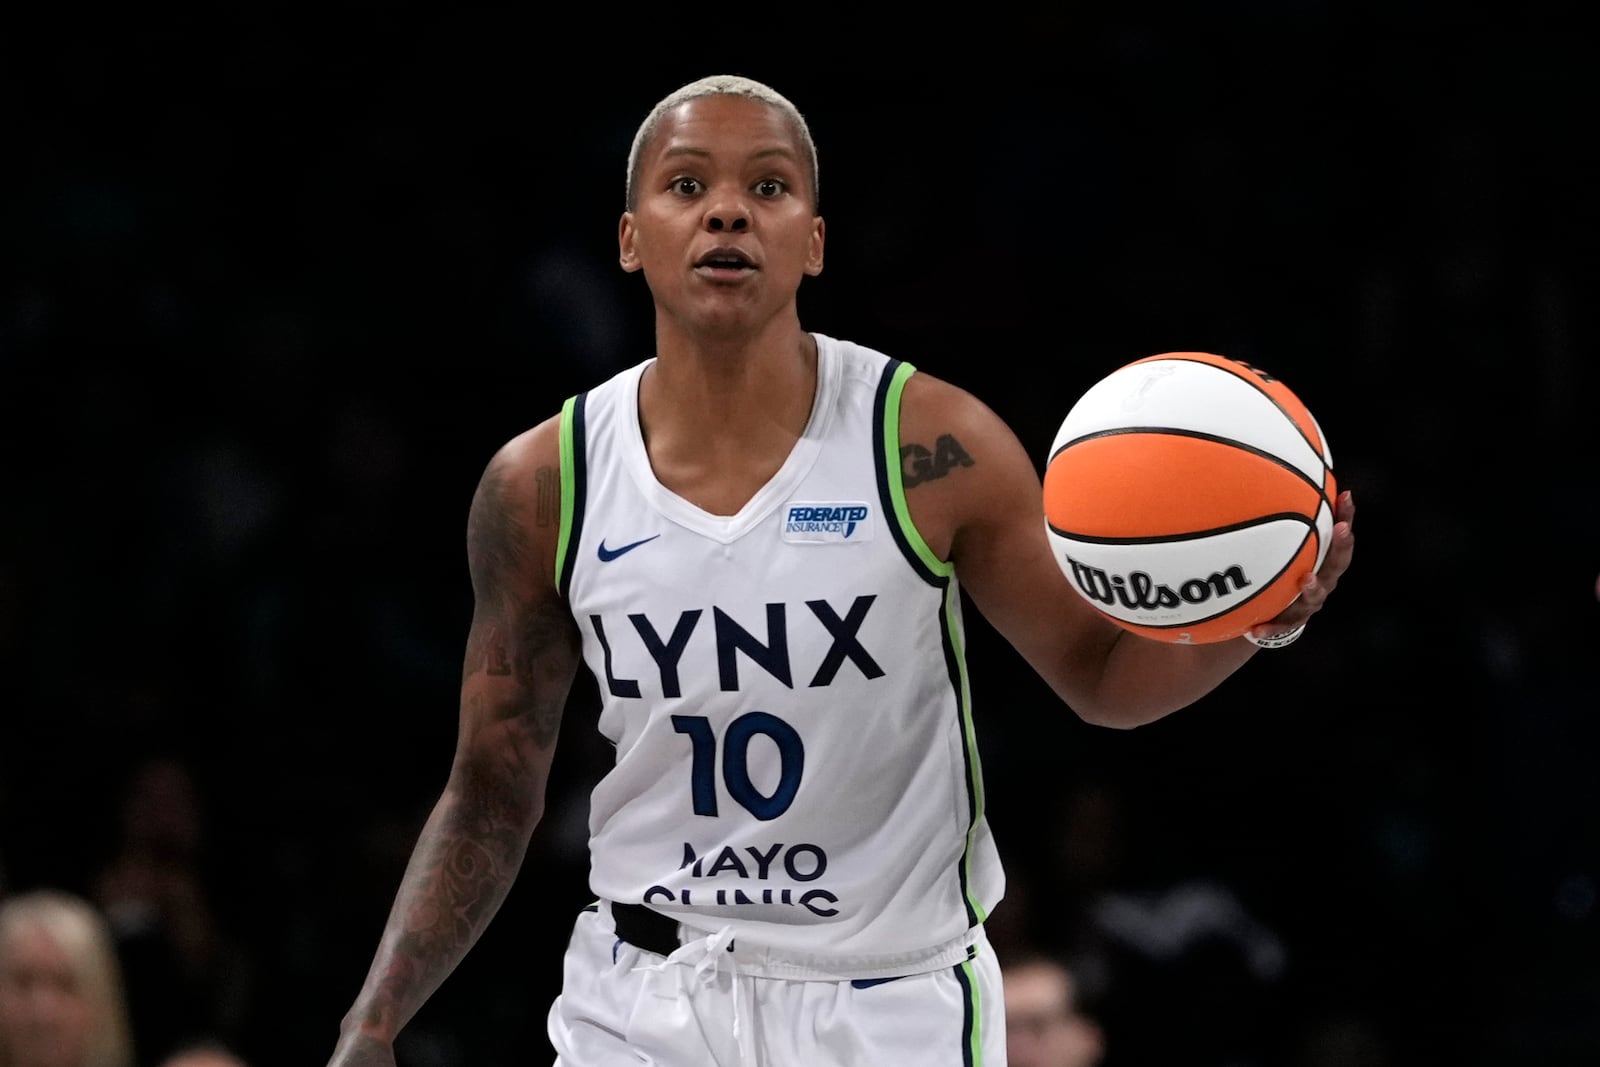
[555,393,587,598]
[875,359,988,927]
[874,360,954,585]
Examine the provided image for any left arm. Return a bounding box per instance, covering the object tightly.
[898,372,1355,729]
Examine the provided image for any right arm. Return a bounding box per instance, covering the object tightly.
[328,416,581,1066]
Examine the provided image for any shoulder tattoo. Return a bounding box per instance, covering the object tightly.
[468,459,531,580]
[534,465,559,527]
[900,434,975,488]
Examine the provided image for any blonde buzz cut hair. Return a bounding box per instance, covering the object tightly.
[624,74,820,212]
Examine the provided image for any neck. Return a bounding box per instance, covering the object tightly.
[639,323,816,446]
[633,319,821,516]
[646,313,815,419]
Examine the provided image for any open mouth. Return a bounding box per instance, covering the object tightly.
[695,249,756,272]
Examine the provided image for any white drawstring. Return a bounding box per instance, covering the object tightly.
[632,924,756,1064]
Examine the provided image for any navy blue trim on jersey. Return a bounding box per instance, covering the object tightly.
[871,357,984,930]
[872,358,943,587]
[558,392,589,602]
[954,961,977,1067]
[944,609,981,930]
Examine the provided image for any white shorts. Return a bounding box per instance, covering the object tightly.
[547,904,1007,1067]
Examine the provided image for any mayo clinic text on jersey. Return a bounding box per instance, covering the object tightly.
[644,841,840,917]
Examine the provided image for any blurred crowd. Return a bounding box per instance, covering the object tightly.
[3,7,1598,1066]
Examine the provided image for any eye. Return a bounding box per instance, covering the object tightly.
[754,178,786,198]
[672,177,703,196]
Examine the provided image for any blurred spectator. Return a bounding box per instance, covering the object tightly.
[90,755,250,1063]
[1002,948,1106,1067]
[0,888,136,1067]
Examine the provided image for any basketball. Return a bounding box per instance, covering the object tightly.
[1042,352,1337,644]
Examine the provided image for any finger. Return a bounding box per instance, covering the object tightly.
[1251,573,1320,637]
[1317,491,1356,580]
[1254,492,1352,640]
[1335,488,1355,527]
[1297,569,1328,612]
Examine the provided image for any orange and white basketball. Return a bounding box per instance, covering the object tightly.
[1042,352,1337,644]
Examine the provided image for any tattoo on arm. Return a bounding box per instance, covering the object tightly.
[479,626,512,677]
[464,460,574,747]
[465,459,533,681]
[900,433,975,488]
[535,466,558,527]
[353,455,576,1038]
[510,595,576,749]
[468,458,531,587]
[367,743,531,1026]
[386,602,574,997]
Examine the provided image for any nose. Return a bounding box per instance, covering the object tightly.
[704,192,750,232]
[706,212,749,232]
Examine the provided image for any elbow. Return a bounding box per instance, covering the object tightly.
[1072,707,1144,731]
[449,754,548,838]
[1068,695,1179,731]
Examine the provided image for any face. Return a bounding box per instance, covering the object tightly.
[0,924,94,1067]
[620,94,824,338]
[1004,962,1105,1067]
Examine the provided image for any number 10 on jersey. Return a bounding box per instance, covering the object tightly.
[671,712,805,821]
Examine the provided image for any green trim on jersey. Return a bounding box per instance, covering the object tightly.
[556,395,579,592]
[881,362,953,579]
[881,360,990,927]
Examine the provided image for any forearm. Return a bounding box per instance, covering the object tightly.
[1072,629,1259,729]
[336,765,541,1046]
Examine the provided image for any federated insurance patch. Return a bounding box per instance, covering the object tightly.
[781,501,874,544]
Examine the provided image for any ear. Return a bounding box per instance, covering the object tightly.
[804,215,825,277]
[619,212,641,272]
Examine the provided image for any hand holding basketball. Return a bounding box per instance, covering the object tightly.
[1043,352,1353,645]
[1250,486,1354,643]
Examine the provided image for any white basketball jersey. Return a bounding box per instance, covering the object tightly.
[554,333,1004,975]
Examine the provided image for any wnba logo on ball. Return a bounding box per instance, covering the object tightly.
[1063,556,1253,611]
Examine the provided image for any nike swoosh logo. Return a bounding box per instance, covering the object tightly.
[597,534,661,562]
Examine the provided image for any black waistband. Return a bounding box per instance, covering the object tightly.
[611,901,683,957]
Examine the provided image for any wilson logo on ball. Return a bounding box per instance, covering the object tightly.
[1063,557,1253,611]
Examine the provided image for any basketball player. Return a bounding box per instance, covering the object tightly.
[324,75,1356,1067]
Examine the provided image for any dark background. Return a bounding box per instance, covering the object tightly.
[2,5,1597,1066]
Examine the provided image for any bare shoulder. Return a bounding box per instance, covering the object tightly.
[896,368,1041,562]
[467,412,567,593]
[484,412,563,477]
[897,368,1005,441]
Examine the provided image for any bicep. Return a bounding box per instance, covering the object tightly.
[951,423,1122,707]
[455,429,583,814]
